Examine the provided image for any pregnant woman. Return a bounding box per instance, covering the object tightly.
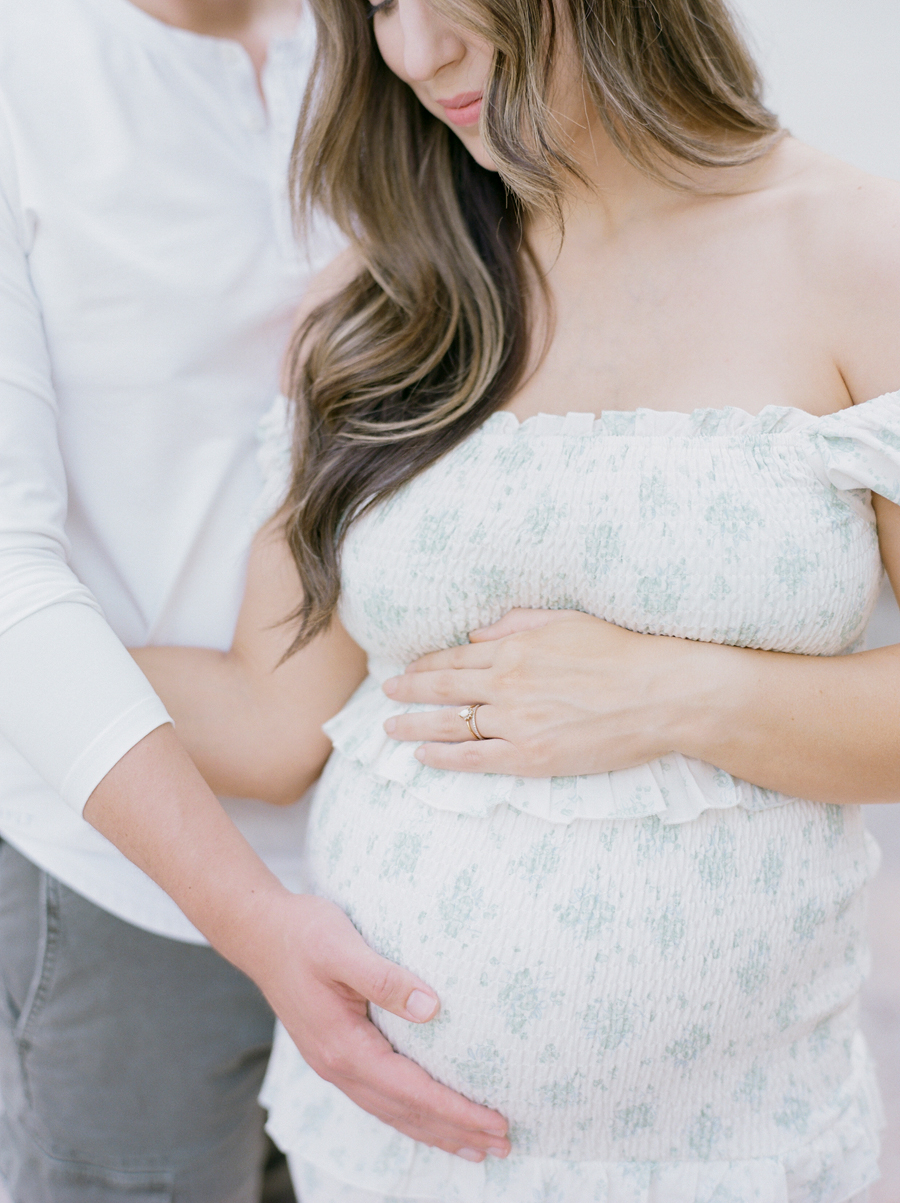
[133,0,900,1198]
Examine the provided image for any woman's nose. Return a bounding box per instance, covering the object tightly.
[398,0,467,82]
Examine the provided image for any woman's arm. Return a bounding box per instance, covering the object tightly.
[132,518,367,804]
[380,495,900,806]
[381,182,900,805]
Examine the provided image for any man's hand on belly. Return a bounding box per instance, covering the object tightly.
[257,892,512,1160]
[84,726,511,1161]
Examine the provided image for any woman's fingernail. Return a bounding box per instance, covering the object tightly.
[384,717,397,734]
[406,989,438,1021]
[487,1147,508,1158]
[383,678,398,695]
[414,748,426,762]
[456,1148,484,1163]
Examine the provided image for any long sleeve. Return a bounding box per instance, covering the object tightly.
[0,104,170,813]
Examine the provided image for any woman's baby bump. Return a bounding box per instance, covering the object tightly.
[307,755,873,1162]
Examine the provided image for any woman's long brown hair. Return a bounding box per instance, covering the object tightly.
[283,0,780,648]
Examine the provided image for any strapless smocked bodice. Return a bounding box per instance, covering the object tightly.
[259,392,900,828]
[257,393,896,1203]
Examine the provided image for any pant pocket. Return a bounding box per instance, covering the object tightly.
[13,873,60,1055]
[0,844,60,1074]
[0,1116,174,1203]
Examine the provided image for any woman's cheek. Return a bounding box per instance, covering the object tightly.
[372,23,406,83]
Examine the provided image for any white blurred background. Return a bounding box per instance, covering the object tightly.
[731,1,900,1196]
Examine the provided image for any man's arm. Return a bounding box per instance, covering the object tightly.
[0,102,171,810]
[0,109,508,1159]
[84,726,510,1159]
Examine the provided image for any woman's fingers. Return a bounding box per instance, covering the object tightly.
[469,607,578,641]
[413,739,521,774]
[384,704,497,743]
[404,640,496,673]
[383,667,489,704]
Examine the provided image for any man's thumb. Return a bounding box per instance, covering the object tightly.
[350,945,440,1023]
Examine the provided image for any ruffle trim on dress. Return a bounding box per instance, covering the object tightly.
[480,391,900,504]
[255,392,900,530]
[480,385,895,439]
[322,675,796,827]
[480,403,822,440]
[261,1026,883,1203]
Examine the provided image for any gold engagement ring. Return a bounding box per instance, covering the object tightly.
[458,703,486,740]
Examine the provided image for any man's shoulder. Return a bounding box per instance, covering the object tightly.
[0,0,135,165]
[0,0,80,36]
[0,0,101,76]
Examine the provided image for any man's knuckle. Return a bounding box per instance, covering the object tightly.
[368,963,401,1004]
[314,1043,351,1081]
[385,1089,431,1131]
[396,1102,424,1129]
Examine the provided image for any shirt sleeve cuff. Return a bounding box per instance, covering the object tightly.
[60,694,173,813]
[0,601,173,814]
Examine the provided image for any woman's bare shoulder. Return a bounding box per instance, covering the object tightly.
[776,143,900,401]
[780,144,900,277]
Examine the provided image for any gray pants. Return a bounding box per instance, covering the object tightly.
[0,841,276,1203]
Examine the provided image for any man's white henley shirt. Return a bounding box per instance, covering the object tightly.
[0,0,342,941]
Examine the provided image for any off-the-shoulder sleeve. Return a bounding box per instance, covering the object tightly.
[253,393,294,527]
[815,391,900,503]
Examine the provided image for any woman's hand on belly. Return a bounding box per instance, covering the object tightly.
[381,599,900,805]
[381,609,719,776]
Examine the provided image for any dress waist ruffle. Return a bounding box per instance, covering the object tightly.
[323,673,798,827]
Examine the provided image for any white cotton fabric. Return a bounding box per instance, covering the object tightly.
[0,0,342,941]
[260,395,898,1201]
[286,1158,874,1203]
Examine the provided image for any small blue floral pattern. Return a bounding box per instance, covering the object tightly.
[259,395,899,1203]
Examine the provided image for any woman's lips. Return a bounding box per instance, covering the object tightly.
[437,91,483,127]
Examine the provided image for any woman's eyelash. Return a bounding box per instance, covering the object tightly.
[367,0,393,19]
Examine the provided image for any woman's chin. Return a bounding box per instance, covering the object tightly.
[456,129,498,171]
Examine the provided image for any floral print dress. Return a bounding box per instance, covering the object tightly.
[258,395,899,1203]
